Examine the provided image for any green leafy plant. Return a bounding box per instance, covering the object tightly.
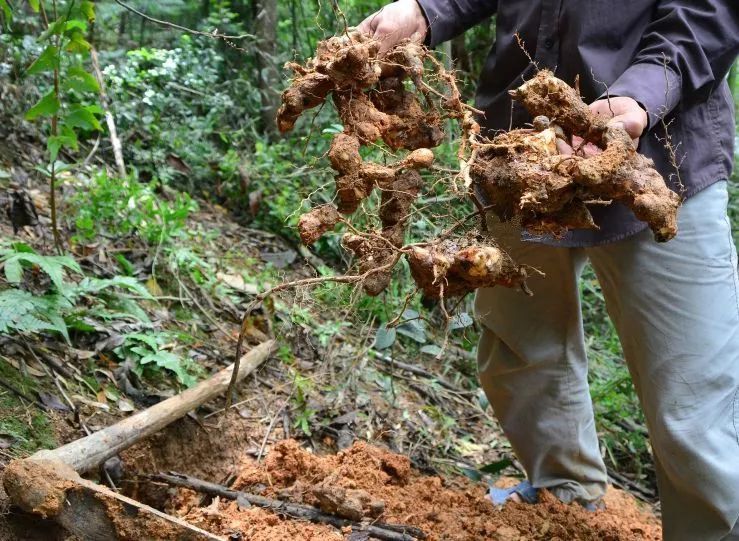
[0,288,71,339]
[18,0,101,251]
[102,33,259,191]
[68,169,197,245]
[1,241,81,291]
[115,332,197,387]
[0,241,80,339]
[289,368,317,436]
[0,242,153,341]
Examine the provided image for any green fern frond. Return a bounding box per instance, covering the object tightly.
[0,289,70,341]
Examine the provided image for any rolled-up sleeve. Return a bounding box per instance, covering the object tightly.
[608,0,739,130]
[416,0,498,47]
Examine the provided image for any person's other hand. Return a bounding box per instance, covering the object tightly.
[590,96,648,146]
[357,0,427,54]
[556,96,648,156]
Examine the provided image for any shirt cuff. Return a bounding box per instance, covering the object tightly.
[415,0,453,47]
[607,62,682,131]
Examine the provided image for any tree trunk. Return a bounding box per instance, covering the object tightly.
[117,11,127,46]
[255,0,280,137]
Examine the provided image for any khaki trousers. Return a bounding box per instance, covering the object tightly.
[475,181,739,540]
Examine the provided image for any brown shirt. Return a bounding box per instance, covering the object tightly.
[417,0,739,246]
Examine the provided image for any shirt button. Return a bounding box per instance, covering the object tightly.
[543,38,554,49]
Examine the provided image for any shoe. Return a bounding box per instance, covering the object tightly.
[488,480,539,505]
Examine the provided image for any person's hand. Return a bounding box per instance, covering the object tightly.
[556,96,648,156]
[590,96,648,146]
[357,0,427,54]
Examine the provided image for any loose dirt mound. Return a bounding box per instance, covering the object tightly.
[174,440,660,540]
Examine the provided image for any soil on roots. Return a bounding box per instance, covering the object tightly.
[141,437,660,541]
[280,33,680,300]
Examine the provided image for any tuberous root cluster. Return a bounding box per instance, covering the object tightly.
[468,70,681,241]
[280,37,680,301]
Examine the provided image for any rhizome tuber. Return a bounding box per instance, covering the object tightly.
[277,31,681,300]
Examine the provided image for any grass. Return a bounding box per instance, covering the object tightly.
[0,358,57,455]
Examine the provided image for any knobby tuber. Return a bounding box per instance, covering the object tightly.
[279,33,680,300]
[280,30,519,298]
[469,70,681,241]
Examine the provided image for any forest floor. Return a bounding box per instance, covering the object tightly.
[0,198,661,540]
[0,97,660,539]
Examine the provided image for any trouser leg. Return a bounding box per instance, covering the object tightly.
[588,181,739,540]
[475,222,607,503]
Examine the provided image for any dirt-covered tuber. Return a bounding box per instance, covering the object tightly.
[279,35,680,302]
[469,70,681,241]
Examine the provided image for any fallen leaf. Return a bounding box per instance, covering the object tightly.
[72,348,97,360]
[117,398,135,412]
[146,276,163,297]
[260,249,297,269]
[455,440,485,457]
[95,333,125,352]
[166,153,191,174]
[216,272,258,295]
[397,309,427,343]
[38,391,70,411]
[373,325,396,350]
[330,411,358,426]
[103,385,120,402]
[3,356,44,377]
[420,344,443,356]
[71,394,110,410]
[449,312,474,330]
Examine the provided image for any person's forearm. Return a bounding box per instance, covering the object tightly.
[416,0,498,47]
[608,0,739,130]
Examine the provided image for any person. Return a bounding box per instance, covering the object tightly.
[358,1,739,539]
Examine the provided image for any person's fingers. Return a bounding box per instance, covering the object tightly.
[409,30,425,43]
[356,1,427,54]
[559,134,602,157]
[608,115,644,147]
[374,32,399,54]
[580,142,602,157]
[358,8,383,37]
[556,138,574,155]
[357,14,376,35]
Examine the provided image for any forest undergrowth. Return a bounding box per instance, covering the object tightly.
[0,1,737,515]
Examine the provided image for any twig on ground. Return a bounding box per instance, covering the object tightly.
[28,344,74,379]
[150,471,427,541]
[608,469,656,502]
[372,352,473,395]
[0,378,42,409]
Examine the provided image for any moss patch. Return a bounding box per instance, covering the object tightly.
[0,358,57,456]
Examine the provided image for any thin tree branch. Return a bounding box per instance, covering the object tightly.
[112,0,256,41]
